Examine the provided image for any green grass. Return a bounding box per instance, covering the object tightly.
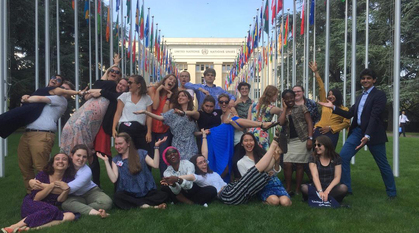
[1,133,419,233]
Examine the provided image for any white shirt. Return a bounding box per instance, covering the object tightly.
[26,96,67,132]
[399,114,409,123]
[118,92,153,125]
[237,156,256,177]
[193,173,227,193]
[163,160,195,195]
[68,164,97,196]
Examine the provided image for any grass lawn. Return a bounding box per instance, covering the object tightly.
[1,132,418,233]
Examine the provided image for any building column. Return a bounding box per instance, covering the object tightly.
[187,62,197,83]
[214,62,223,87]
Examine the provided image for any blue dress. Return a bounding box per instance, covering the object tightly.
[0,86,56,138]
[207,123,235,183]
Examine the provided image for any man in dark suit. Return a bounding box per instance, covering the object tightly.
[319,68,396,199]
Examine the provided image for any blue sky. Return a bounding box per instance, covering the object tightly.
[104,0,298,38]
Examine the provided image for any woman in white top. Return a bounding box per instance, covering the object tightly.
[113,75,153,151]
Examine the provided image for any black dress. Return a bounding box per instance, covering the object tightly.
[0,86,56,138]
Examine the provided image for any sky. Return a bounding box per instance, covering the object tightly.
[103,0,298,38]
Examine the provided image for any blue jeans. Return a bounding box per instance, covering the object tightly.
[313,127,339,149]
[340,127,396,197]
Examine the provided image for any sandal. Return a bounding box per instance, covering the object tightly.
[155,203,167,209]
[17,227,29,232]
[98,209,109,219]
[1,228,17,233]
[262,121,281,132]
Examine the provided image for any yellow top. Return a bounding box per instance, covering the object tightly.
[314,73,350,133]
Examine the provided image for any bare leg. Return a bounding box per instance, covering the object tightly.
[255,141,280,172]
[4,218,28,231]
[265,195,280,206]
[175,193,194,205]
[32,212,75,230]
[295,164,304,194]
[283,162,293,193]
[235,118,274,129]
[279,196,292,206]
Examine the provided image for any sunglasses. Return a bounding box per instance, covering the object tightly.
[315,143,323,148]
[197,159,209,166]
[127,81,134,85]
[219,100,229,105]
[50,76,62,83]
[109,69,121,75]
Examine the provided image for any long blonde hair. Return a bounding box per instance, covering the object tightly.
[256,85,278,118]
[116,132,142,174]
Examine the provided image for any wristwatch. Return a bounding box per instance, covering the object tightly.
[307,136,313,140]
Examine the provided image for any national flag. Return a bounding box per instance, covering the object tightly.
[284,14,289,46]
[263,0,269,34]
[133,36,136,62]
[300,0,305,35]
[116,0,120,12]
[127,32,131,59]
[97,1,101,34]
[126,0,131,23]
[278,0,283,13]
[259,2,263,41]
[144,12,150,46]
[140,1,144,39]
[135,0,140,33]
[115,17,119,37]
[150,21,154,51]
[309,0,315,25]
[72,0,75,10]
[271,0,276,25]
[84,0,89,25]
[253,16,258,49]
[106,7,110,42]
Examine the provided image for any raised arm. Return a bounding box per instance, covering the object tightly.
[97,152,119,183]
[309,61,326,102]
[149,86,163,110]
[134,109,164,121]
[201,129,208,160]
[145,136,167,168]
[278,100,288,125]
[112,100,124,138]
[50,86,87,96]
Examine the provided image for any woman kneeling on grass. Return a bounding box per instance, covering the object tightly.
[2,154,75,232]
[301,135,348,203]
[178,130,283,205]
[29,144,112,218]
[97,132,168,209]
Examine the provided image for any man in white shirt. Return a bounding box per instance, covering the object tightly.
[399,110,409,137]
[17,81,73,193]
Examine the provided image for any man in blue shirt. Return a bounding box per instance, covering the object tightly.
[184,68,236,109]
[319,68,396,200]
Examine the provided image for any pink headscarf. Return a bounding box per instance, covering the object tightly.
[162,146,180,166]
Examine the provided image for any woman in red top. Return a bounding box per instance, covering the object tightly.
[148,74,179,177]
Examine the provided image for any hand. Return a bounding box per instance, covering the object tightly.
[155,136,168,147]
[146,132,152,143]
[89,90,101,98]
[174,108,185,116]
[306,139,313,150]
[282,99,288,110]
[228,99,236,108]
[160,180,169,186]
[317,100,335,109]
[133,110,146,115]
[163,176,178,186]
[355,136,369,150]
[112,128,118,138]
[319,191,328,201]
[309,61,318,73]
[54,181,69,190]
[166,90,173,99]
[201,128,209,136]
[319,126,331,134]
[267,171,275,177]
[199,88,209,96]
[79,86,89,96]
[113,54,121,64]
[96,152,109,161]
[21,95,30,103]
[29,179,44,190]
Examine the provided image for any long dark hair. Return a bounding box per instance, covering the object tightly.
[312,135,340,162]
[173,90,194,111]
[116,132,142,174]
[233,133,266,178]
[329,88,343,107]
[157,74,179,103]
[43,153,75,178]
[190,154,213,177]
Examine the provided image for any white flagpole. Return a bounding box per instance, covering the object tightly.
[100,0,103,77]
[45,0,50,86]
[305,0,310,96]
[287,9,290,90]
[110,0,114,67]
[393,0,400,177]
[89,0,92,89]
[130,6,133,75]
[56,0,62,144]
[325,0,330,94]
[0,0,6,176]
[75,0,79,110]
[312,0,316,98]
[292,0,296,86]
[281,6,284,94]
[365,0,369,68]
[351,0,357,165]
[35,0,39,89]
[95,0,99,80]
[343,0,348,145]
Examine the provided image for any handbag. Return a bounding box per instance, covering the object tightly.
[307,185,340,208]
[275,128,288,154]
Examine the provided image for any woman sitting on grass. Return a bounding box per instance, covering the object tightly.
[301,135,348,203]
[178,130,283,205]
[2,153,75,232]
[97,132,168,209]
[29,144,112,218]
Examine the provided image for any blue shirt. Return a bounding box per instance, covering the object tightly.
[113,149,156,198]
[184,82,236,109]
[357,86,374,126]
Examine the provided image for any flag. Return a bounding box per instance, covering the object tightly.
[133,36,136,62]
[84,0,89,25]
[116,0,120,12]
[309,0,315,25]
[300,0,305,35]
[72,0,75,10]
[106,7,110,42]
[140,1,144,39]
[150,21,154,51]
[97,1,101,34]
[135,0,140,33]
[115,17,120,38]
[271,0,276,25]
[144,11,149,46]
[126,0,131,23]
[128,31,131,59]
[278,0,283,13]
[253,16,258,49]
[284,14,289,46]
[263,0,269,34]
[259,2,263,42]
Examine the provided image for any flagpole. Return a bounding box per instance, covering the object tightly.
[110,0,114,67]
[350,0,357,165]
[45,0,50,86]
[312,0,316,98]
[0,0,6,176]
[130,11,133,75]
[95,0,99,81]
[286,9,290,89]
[342,0,348,145]
[100,0,103,77]
[35,0,39,89]
[280,6,284,94]
[365,0,369,68]
[89,0,92,89]
[56,0,62,144]
[324,0,330,94]
[393,0,400,177]
[121,5,125,78]
[75,0,80,110]
[292,0,296,87]
[305,0,310,97]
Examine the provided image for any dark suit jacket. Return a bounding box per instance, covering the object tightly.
[333,87,388,145]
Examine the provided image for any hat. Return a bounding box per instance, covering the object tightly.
[162,146,180,166]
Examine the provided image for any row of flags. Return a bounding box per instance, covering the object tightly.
[75,0,178,81]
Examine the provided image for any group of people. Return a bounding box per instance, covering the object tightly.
[1,59,397,232]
